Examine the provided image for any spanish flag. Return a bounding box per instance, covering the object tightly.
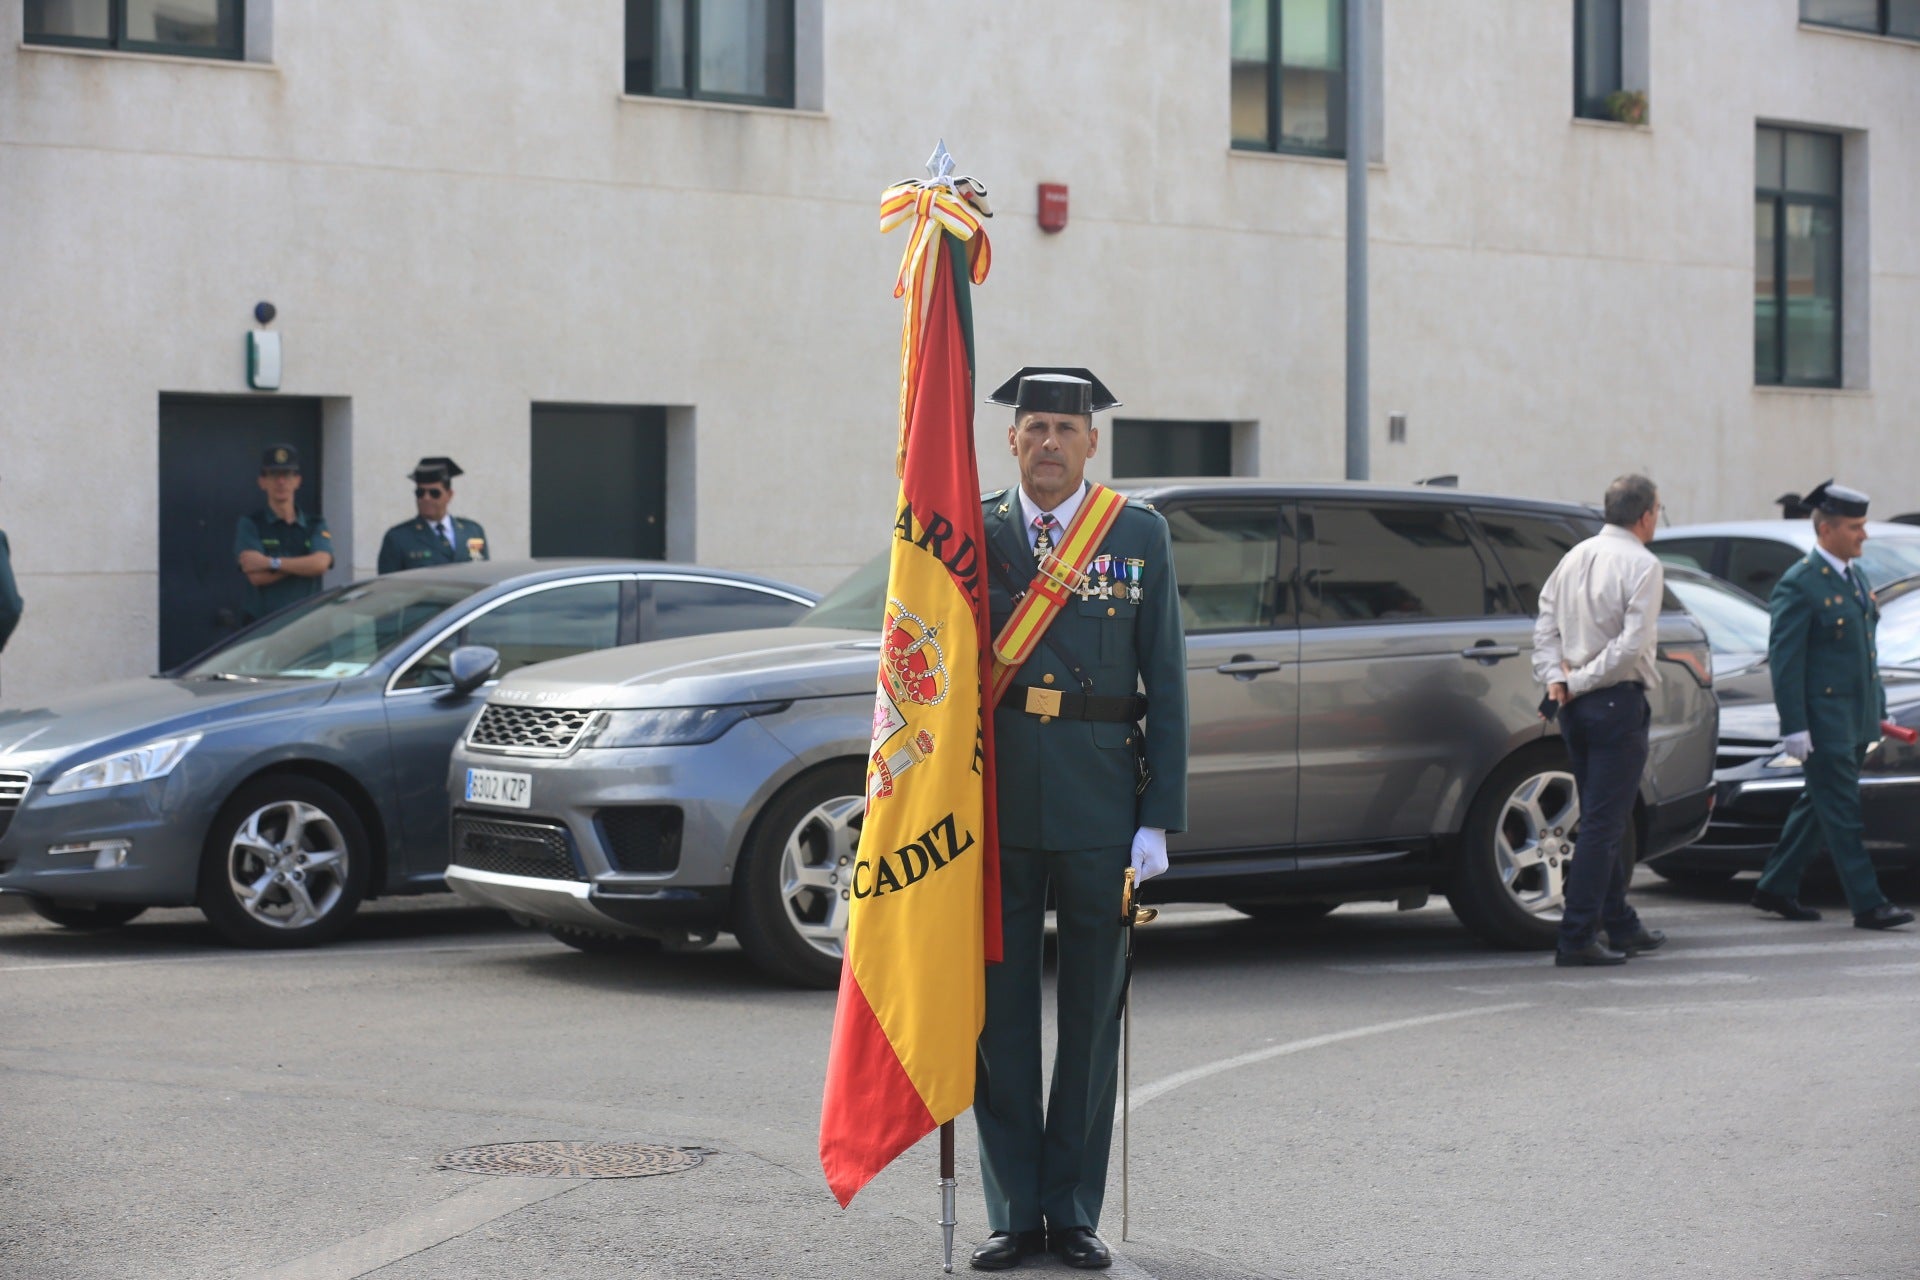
[819,178,999,1207]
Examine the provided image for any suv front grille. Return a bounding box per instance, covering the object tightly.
[0,770,30,841]
[1716,738,1779,772]
[450,814,583,882]
[468,705,598,755]
[596,806,684,875]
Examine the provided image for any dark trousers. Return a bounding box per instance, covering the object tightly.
[974,843,1129,1234]
[1757,742,1888,913]
[1558,684,1648,949]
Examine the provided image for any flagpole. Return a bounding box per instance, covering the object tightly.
[939,1120,958,1272]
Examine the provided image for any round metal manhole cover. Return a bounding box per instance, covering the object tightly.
[435,1141,708,1179]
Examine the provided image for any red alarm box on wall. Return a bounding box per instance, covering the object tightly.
[1037,183,1069,233]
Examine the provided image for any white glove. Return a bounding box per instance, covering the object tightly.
[1780,731,1813,762]
[1130,826,1168,883]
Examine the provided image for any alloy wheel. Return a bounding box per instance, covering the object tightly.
[1494,771,1580,920]
[226,799,350,931]
[776,794,863,962]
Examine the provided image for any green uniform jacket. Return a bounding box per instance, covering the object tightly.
[378,515,489,574]
[0,529,22,653]
[1769,548,1886,749]
[982,487,1189,850]
[234,508,332,619]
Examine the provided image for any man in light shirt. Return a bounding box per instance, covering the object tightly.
[1533,474,1668,967]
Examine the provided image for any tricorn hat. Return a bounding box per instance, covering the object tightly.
[986,367,1122,416]
[1804,479,1869,518]
[260,443,301,474]
[407,456,464,485]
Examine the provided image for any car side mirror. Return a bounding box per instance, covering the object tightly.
[447,645,500,698]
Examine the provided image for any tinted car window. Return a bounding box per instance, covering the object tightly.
[1652,537,1719,574]
[1880,588,1920,668]
[1473,510,1593,614]
[644,580,810,640]
[1724,538,1803,599]
[1163,503,1290,632]
[1666,574,1771,657]
[398,580,624,689]
[1859,538,1920,587]
[1304,503,1494,624]
[182,578,475,680]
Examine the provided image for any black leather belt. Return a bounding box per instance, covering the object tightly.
[1012,686,1145,723]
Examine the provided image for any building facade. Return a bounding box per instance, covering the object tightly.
[2,0,1915,692]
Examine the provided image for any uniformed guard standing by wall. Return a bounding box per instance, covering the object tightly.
[233,444,334,620]
[970,368,1189,1272]
[377,457,488,573]
[0,479,22,659]
[1752,481,1913,930]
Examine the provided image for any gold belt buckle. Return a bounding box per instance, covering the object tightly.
[1024,687,1062,717]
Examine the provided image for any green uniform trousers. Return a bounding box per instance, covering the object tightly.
[1756,743,1888,914]
[974,842,1129,1234]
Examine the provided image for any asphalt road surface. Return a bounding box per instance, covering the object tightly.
[3,870,1916,1280]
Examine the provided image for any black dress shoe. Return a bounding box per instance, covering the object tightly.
[970,1230,1046,1271]
[1854,903,1915,931]
[1608,927,1666,955]
[1752,889,1822,921]
[1049,1226,1112,1269]
[1555,938,1628,967]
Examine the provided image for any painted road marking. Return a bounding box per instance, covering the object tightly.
[1130,1003,1532,1111]
[1331,935,1920,974]
[0,937,552,974]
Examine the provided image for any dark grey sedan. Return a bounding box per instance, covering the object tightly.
[0,561,815,946]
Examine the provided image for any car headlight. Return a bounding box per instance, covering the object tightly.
[583,703,788,749]
[48,733,203,795]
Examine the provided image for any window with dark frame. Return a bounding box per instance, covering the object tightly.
[1573,0,1623,119]
[1755,125,1843,388]
[625,0,795,108]
[1800,0,1920,40]
[1231,0,1346,157]
[1111,420,1235,479]
[24,0,242,59]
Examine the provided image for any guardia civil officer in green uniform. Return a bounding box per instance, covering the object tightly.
[0,479,22,656]
[377,457,488,573]
[970,369,1189,1272]
[233,444,334,620]
[1752,481,1914,930]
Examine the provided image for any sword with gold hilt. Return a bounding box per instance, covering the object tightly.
[1118,866,1158,1244]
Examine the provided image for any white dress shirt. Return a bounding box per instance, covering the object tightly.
[1016,481,1087,553]
[1533,523,1664,697]
[1814,544,1851,577]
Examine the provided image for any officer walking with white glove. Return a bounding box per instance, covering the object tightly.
[969,368,1189,1271]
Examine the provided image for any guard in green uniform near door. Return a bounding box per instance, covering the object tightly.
[970,368,1188,1272]
[377,457,489,573]
[234,444,334,620]
[1752,480,1913,930]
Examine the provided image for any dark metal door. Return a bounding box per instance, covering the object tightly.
[157,395,323,669]
[530,405,666,559]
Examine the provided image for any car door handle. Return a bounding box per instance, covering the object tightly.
[1216,657,1283,679]
[1459,644,1521,661]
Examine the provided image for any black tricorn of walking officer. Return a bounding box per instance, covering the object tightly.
[970,368,1189,1272]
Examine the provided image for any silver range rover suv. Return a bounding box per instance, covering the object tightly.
[444,482,1718,987]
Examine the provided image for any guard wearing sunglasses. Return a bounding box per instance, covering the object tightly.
[377,457,489,574]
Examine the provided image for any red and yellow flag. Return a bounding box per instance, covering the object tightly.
[819,177,999,1208]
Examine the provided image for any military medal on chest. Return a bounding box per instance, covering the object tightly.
[1125,557,1145,603]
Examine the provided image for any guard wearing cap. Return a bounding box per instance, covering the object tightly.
[377,457,488,574]
[234,444,334,619]
[969,367,1188,1272]
[1752,481,1913,930]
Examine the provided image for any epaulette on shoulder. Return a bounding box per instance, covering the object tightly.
[1123,497,1159,514]
[982,487,1009,503]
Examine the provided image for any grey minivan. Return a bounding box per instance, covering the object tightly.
[445,483,1719,986]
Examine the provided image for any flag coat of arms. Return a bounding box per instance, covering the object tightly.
[819,175,998,1208]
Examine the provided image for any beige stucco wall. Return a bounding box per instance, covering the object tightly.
[1,0,1915,694]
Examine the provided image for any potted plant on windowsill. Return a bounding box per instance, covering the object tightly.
[1605,89,1649,126]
